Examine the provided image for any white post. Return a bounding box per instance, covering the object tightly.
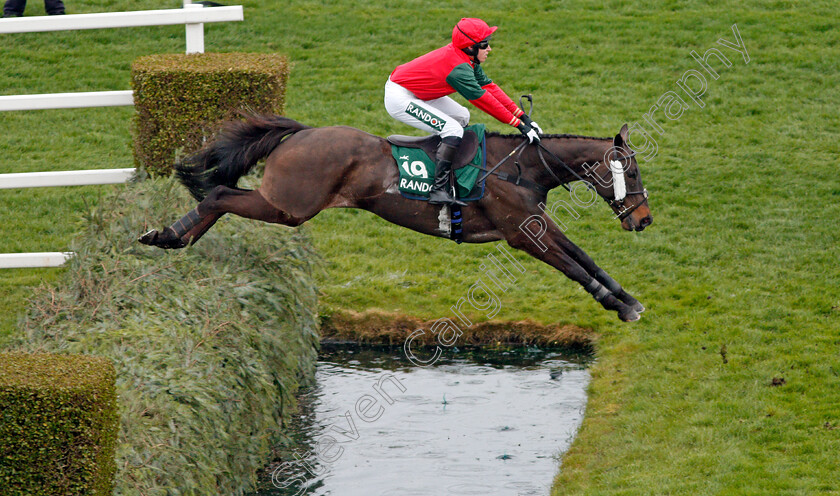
[184,3,205,54]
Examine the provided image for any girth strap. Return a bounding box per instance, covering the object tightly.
[493,171,549,195]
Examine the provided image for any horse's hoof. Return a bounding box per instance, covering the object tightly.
[616,291,645,313]
[138,229,159,246]
[619,309,641,322]
[138,229,186,249]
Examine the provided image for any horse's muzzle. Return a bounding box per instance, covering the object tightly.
[636,215,653,231]
[622,214,652,232]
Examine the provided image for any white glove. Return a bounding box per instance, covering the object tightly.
[517,122,541,144]
[529,121,544,135]
[525,127,541,143]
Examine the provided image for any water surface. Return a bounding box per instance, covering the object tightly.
[256,345,591,496]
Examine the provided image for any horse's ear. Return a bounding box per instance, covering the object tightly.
[614,123,629,147]
[613,124,629,148]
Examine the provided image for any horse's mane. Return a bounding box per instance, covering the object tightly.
[486,131,612,141]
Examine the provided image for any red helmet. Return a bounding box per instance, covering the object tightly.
[452,18,497,49]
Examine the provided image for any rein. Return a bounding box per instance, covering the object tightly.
[536,143,590,194]
[477,133,648,221]
[475,96,649,221]
[472,144,549,195]
[475,140,528,184]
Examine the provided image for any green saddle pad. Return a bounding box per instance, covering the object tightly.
[391,124,485,199]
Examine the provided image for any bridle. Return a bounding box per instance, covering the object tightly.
[535,143,649,221]
[475,138,649,222]
[599,148,649,221]
[475,95,649,222]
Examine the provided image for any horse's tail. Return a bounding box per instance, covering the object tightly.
[175,114,311,201]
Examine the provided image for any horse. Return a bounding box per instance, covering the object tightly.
[139,115,652,321]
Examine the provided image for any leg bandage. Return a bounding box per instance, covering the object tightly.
[584,278,612,302]
[169,208,201,238]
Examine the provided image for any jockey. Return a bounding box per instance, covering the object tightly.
[385,17,543,206]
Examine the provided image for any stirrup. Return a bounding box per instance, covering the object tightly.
[449,193,467,207]
[428,189,453,205]
[428,188,466,206]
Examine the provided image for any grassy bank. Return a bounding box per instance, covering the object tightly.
[2,0,838,493]
[321,309,595,350]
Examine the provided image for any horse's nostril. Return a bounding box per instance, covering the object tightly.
[640,216,652,228]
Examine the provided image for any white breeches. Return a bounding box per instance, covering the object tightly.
[384,78,470,139]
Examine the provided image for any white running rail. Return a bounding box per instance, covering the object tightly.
[0,3,243,269]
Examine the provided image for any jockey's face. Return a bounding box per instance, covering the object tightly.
[476,44,491,63]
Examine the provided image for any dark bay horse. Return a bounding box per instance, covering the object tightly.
[139,115,652,321]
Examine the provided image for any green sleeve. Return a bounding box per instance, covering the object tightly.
[445,63,486,101]
[473,64,493,87]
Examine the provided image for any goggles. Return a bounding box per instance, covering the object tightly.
[456,24,491,50]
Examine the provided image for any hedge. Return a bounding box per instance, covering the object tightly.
[8,176,320,495]
[0,353,118,496]
[132,52,289,176]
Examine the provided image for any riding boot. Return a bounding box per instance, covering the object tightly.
[428,136,465,206]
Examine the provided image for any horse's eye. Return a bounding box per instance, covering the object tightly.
[627,170,637,179]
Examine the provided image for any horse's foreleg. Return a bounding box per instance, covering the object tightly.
[139,186,301,249]
[546,232,645,313]
[508,218,640,322]
[593,268,645,313]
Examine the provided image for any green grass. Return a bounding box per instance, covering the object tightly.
[2,1,839,494]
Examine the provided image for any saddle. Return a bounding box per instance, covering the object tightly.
[386,129,480,171]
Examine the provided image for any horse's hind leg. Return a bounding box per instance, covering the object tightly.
[139,185,302,249]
